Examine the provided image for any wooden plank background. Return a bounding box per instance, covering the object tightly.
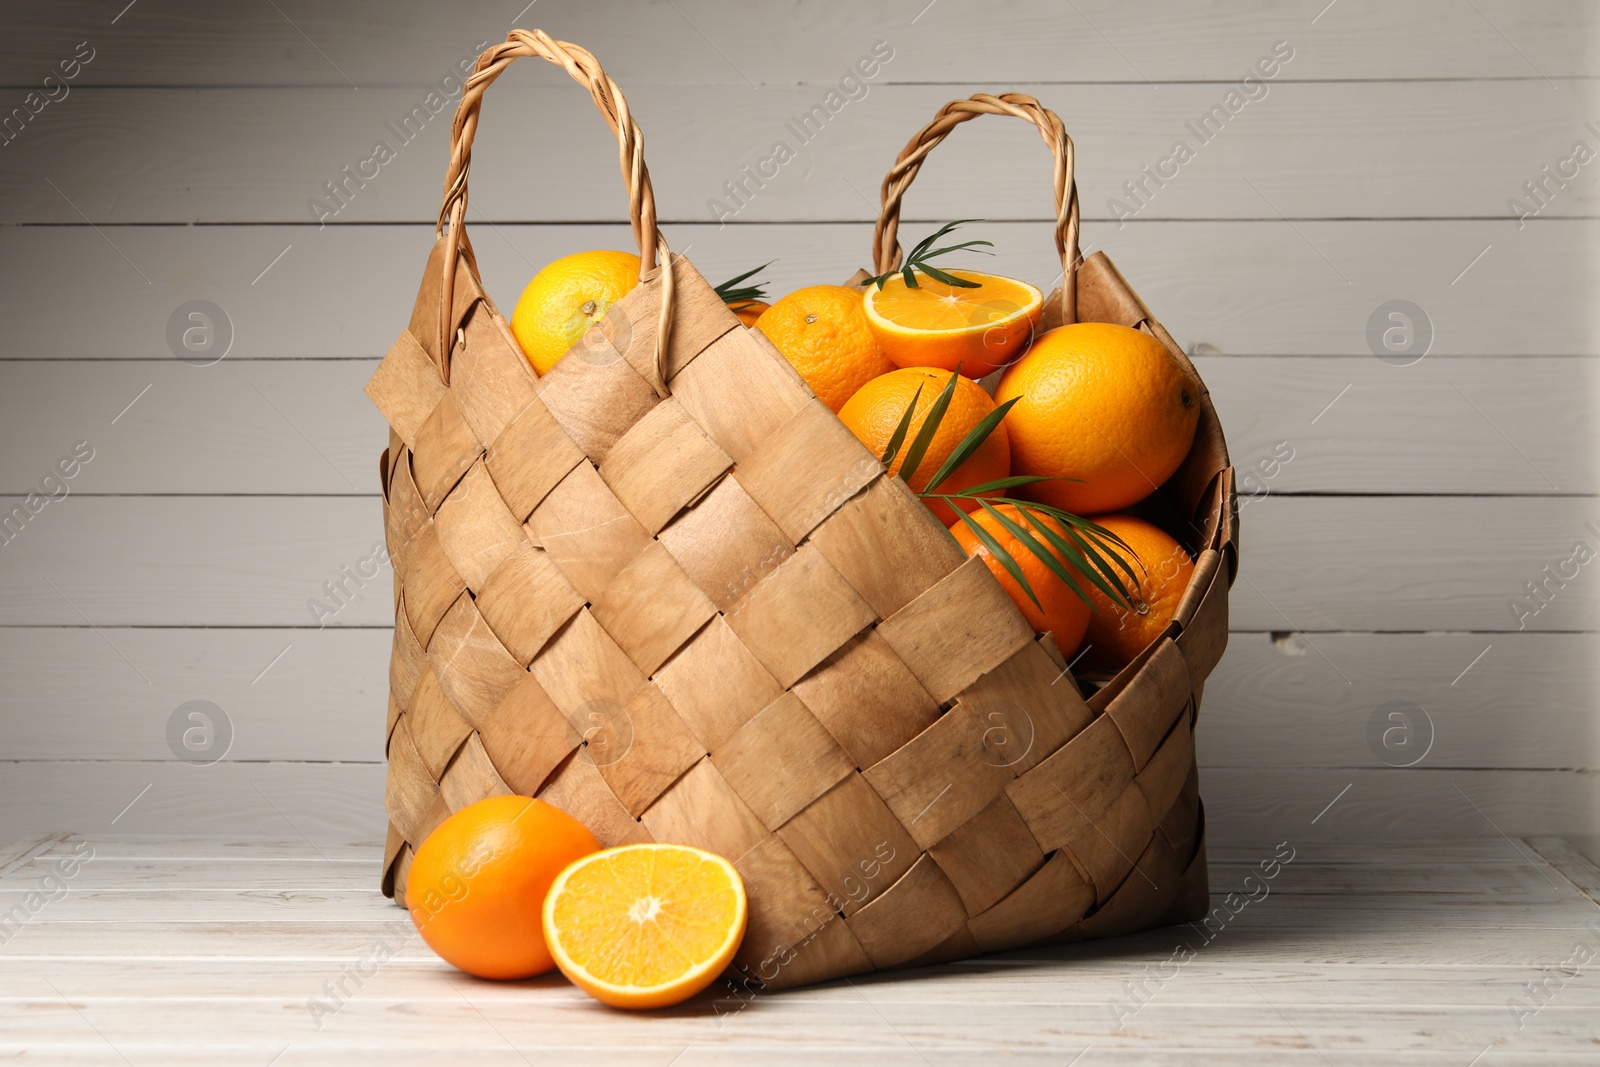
[1,834,1597,1064]
[0,0,1594,853]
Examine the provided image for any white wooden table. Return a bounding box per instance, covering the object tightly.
[3,835,1598,1065]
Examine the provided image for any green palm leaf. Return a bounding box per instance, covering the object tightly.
[896,370,959,485]
[943,474,1054,494]
[974,498,1086,593]
[922,395,1021,494]
[952,508,1042,610]
[879,382,924,468]
[865,220,992,290]
[917,263,982,289]
[1013,499,1144,590]
[921,240,994,259]
[1060,523,1143,605]
[1015,505,1138,610]
[713,261,774,306]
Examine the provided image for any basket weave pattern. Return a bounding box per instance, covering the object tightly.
[369,36,1236,990]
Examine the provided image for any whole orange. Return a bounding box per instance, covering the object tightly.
[1077,513,1194,672]
[996,323,1200,514]
[406,795,599,980]
[838,367,1010,527]
[950,502,1092,657]
[511,250,640,376]
[754,285,896,412]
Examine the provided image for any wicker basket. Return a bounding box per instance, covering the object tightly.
[368,32,1237,992]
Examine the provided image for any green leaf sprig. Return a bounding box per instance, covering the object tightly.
[884,368,1143,614]
[714,261,774,310]
[864,219,994,290]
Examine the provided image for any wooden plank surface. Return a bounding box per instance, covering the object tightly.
[2,836,376,862]
[0,0,1591,85]
[2,630,1593,772]
[0,758,1590,851]
[1,356,1591,496]
[0,763,388,845]
[1200,767,1600,849]
[1200,357,1598,496]
[1233,496,1600,632]
[1528,836,1600,906]
[0,628,390,763]
[5,842,1581,895]
[0,627,1592,851]
[6,955,1600,1010]
[3,82,1597,225]
[17,876,1592,923]
[1199,632,1599,770]
[0,495,1593,631]
[0,221,1591,360]
[0,835,1596,1065]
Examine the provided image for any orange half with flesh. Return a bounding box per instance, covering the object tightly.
[542,843,748,1010]
[863,269,1043,377]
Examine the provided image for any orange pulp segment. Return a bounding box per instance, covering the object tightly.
[862,269,1043,377]
[542,843,748,1010]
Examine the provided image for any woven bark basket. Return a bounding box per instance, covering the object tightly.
[368,35,1237,992]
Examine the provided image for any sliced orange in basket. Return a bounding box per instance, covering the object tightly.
[542,843,748,1010]
[863,269,1043,377]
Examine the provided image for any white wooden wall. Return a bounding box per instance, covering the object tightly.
[0,0,1594,853]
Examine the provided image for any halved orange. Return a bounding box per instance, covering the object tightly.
[542,843,748,1010]
[862,269,1044,377]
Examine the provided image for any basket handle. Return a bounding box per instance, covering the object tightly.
[872,92,1080,325]
[435,29,674,394]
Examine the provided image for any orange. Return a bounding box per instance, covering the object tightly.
[997,323,1200,514]
[406,795,599,980]
[543,843,748,1010]
[863,270,1043,378]
[1076,513,1194,672]
[510,250,640,375]
[729,299,769,328]
[838,367,1010,527]
[950,502,1092,657]
[753,285,896,412]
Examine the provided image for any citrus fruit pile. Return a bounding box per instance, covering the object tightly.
[749,225,1202,674]
[504,230,1202,674]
